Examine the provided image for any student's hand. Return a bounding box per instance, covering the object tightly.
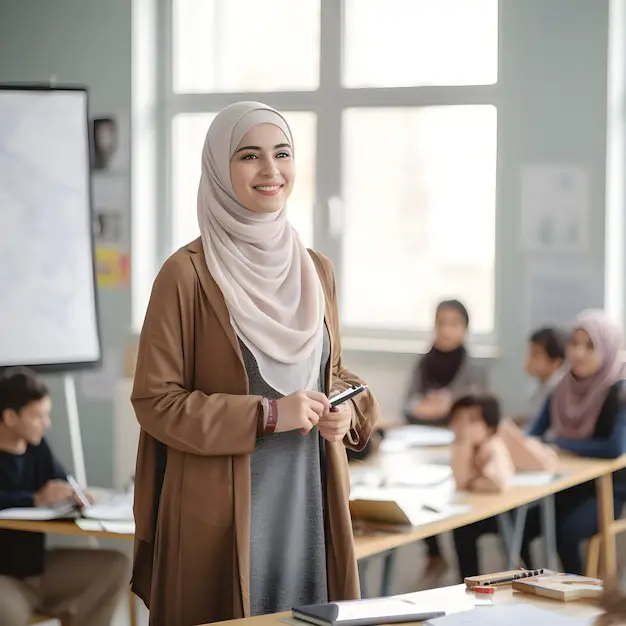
[34,480,74,507]
[318,402,352,443]
[73,490,96,507]
[455,420,486,446]
[275,391,330,435]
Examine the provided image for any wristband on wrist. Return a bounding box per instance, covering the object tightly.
[265,399,278,434]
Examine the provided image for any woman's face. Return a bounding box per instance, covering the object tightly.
[567,328,602,378]
[230,123,294,213]
[434,308,467,352]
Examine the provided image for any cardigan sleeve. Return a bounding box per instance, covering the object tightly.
[131,255,262,456]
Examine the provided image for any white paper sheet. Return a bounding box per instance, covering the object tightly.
[76,518,135,534]
[0,504,76,520]
[381,425,455,450]
[425,604,592,626]
[520,164,590,253]
[526,260,602,331]
[510,472,558,487]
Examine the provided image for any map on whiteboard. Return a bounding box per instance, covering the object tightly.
[0,89,100,367]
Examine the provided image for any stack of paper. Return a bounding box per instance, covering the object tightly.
[381,425,455,452]
[76,519,135,534]
[0,503,76,520]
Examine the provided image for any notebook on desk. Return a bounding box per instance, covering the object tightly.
[0,500,133,523]
[292,597,446,626]
[0,503,77,521]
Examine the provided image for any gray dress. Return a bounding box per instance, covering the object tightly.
[240,326,330,617]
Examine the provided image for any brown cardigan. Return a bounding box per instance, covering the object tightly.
[130,238,379,626]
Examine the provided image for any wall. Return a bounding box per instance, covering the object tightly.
[345,0,612,421]
[0,0,132,487]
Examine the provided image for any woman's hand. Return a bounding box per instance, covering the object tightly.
[275,391,330,434]
[318,402,353,443]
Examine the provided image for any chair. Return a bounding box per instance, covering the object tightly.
[585,518,626,577]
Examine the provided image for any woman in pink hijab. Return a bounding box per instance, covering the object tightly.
[521,309,626,574]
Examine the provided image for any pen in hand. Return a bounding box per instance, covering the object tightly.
[67,474,91,509]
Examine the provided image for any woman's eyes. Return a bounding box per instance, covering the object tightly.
[240,151,291,161]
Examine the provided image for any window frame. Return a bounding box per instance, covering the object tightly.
[153,0,501,349]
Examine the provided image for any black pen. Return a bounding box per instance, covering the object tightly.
[480,568,543,586]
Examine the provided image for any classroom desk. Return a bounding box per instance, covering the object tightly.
[206,583,603,626]
[0,450,622,617]
[351,448,626,583]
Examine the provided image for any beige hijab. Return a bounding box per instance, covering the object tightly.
[197,101,325,396]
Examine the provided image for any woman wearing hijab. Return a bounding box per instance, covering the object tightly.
[521,309,626,574]
[404,300,488,578]
[404,300,488,427]
[130,102,379,625]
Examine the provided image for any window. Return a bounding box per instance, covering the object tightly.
[343,0,498,88]
[173,0,321,93]
[342,106,497,333]
[157,0,499,339]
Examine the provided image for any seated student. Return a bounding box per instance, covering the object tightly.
[450,394,558,580]
[404,299,487,427]
[0,367,128,626]
[512,327,566,427]
[404,299,488,576]
[449,394,515,493]
[521,309,626,575]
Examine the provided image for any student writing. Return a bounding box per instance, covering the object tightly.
[0,367,128,626]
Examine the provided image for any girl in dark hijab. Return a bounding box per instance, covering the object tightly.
[404,300,488,579]
[405,300,487,426]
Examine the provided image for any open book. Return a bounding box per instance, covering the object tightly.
[0,490,133,523]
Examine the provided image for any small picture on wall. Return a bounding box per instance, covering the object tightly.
[91,117,118,171]
[94,210,123,245]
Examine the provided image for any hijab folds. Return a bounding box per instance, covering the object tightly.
[550,309,626,439]
[197,101,325,396]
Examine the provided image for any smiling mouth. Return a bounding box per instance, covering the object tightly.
[253,184,283,196]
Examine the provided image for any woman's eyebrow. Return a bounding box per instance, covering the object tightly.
[234,143,291,154]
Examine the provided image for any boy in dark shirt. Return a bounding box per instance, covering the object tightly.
[0,367,128,626]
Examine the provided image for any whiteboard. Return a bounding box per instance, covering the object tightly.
[0,86,101,370]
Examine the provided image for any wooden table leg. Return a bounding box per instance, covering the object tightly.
[129,589,138,626]
[596,473,616,579]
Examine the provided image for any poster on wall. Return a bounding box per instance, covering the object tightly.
[520,164,590,254]
[526,259,602,332]
[96,246,130,288]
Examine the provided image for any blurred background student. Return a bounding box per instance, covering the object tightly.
[512,326,567,428]
[0,367,128,626]
[403,299,488,578]
[522,310,626,574]
[404,300,488,426]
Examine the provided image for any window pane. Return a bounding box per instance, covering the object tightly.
[172,112,316,252]
[173,0,320,93]
[343,0,498,88]
[341,106,497,333]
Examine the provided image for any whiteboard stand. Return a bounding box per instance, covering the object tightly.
[63,374,98,547]
[63,374,87,487]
